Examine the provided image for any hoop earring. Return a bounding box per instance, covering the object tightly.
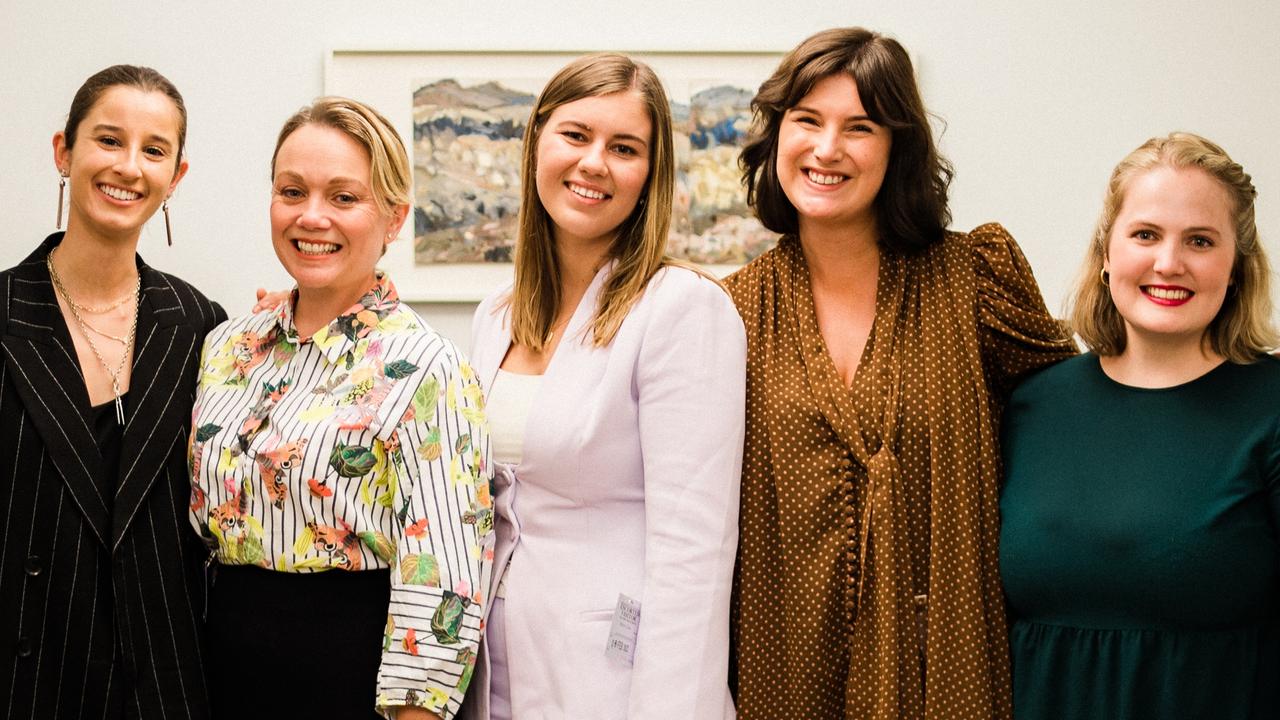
[56,173,67,230]
[1099,268,1109,287]
[163,198,174,246]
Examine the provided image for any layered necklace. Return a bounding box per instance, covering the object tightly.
[46,249,140,425]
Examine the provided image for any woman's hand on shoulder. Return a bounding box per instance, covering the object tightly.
[252,287,290,313]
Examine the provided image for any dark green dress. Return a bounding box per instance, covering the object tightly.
[1000,353,1280,720]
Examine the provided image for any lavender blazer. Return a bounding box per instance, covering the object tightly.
[466,264,745,719]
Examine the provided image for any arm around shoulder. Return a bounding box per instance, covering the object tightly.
[966,223,1076,395]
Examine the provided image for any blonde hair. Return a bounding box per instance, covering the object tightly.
[509,53,694,351]
[1070,131,1276,362]
[271,96,410,215]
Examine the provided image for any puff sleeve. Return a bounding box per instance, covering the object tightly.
[970,223,1078,400]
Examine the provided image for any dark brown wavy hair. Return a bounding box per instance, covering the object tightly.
[741,27,953,252]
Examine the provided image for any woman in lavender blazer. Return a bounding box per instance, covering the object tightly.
[465,54,745,719]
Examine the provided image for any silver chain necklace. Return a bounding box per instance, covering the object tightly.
[46,249,140,425]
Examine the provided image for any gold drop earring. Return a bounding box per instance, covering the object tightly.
[163,197,174,246]
[56,171,67,230]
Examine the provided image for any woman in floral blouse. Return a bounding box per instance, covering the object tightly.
[189,97,491,720]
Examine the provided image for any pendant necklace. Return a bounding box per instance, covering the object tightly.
[46,249,140,425]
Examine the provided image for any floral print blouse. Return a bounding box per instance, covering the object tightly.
[189,273,492,719]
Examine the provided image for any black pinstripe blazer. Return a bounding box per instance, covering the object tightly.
[0,234,226,720]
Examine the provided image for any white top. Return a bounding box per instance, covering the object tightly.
[486,368,543,465]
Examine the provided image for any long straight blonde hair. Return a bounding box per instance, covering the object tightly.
[508,53,682,351]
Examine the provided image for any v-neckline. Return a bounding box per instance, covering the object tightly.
[497,261,610,379]
[483,263,611,474]
[783,237,899,460]
[794,240,887,394]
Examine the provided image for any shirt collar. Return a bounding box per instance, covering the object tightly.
[273,272,401,367]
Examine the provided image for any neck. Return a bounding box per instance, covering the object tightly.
[52,226,140,301]
[554,236,611,310]
[294,276,375,338]
[799,211,879,251]
[1099,333,1224,388]
[799,219,880,292]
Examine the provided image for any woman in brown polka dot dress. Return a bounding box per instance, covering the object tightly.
[726,27,1077,719]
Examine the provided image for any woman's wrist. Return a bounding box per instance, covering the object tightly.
[394,706,441,720]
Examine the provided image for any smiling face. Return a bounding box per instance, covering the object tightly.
[1105,164,1238,354]
[53,85,188,245]
[270,123,407,309]
[775,73,892,240]
[533,91,652,253]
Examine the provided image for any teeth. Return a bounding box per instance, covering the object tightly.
[297,240,339,255]
[568,183,607,200]
[806,170,845,185]
[99,184,141,201]
[1146,286,1192,300]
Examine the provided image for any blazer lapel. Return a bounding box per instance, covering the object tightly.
[476,302,512,396]
[112,264,201,550]
[542,262,608,378]
[1,237,111,546]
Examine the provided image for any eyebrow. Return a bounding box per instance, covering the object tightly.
[274,170,370,189]
[789,106,876,123]
[90,123,176,149]
[558,119,649,148]
[1127,219,1223,235]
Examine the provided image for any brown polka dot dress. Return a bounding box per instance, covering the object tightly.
[725,224,1076,720]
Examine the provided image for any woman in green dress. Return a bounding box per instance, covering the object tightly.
[1000,132,1280,719]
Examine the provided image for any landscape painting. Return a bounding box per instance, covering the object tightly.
[411,78,537,263]
[411,73,775,266]
[671,81,774,264]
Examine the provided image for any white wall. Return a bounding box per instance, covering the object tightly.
[4,0,1278,349]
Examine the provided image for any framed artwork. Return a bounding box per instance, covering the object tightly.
[326,49,783,301]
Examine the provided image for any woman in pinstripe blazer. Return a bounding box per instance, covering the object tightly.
[0,65,224,719]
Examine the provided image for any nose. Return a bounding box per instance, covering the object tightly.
[577,141,608,177]
[113,149,143,180]
[1151,239,1186,276]
[813,127,844,164]
[297,197,332,230]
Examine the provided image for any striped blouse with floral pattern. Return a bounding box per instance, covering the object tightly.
[188,273,492,719]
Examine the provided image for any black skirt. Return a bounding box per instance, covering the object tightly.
[207,564,390,719]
